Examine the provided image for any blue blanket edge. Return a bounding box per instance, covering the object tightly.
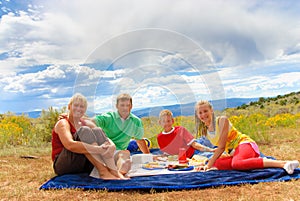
[40,168,300,191]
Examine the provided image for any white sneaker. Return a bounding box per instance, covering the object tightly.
[283,160,299,174]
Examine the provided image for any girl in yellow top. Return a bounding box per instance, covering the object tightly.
[195,100,299,174]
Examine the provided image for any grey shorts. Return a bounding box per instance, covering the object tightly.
[53,126,108,175]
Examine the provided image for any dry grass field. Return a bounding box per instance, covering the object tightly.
[0,127,300,201]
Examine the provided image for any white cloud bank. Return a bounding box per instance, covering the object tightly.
[0,0,300,113]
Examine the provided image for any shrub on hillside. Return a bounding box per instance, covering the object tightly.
[0,114,37,148]
[265,113,300,128]
[229,113,270,144]
[33,106,67,143]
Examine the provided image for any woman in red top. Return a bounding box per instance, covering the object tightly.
[52,93,126,180]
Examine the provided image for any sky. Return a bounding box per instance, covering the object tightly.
[0,0,300,114]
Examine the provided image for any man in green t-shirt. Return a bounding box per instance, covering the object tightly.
[93,93,150,175]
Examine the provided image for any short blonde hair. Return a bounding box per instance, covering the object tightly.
[68,93,87,110]
[116,93,132,105]
[159,109,173,120]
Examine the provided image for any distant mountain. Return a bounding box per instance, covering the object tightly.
[17,110,96,119]
[16,97,257,118]
[16,111,42,118]
[132,98,258,118]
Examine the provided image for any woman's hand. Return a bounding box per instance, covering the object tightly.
[195,164,216,172]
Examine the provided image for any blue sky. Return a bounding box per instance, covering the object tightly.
[0,0,300,114]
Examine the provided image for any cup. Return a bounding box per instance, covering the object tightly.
[178,148,187,164]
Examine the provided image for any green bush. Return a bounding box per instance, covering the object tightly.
[0,107,66,148]
[33,106,67,143]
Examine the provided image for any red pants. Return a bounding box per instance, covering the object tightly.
[214,143,264,170]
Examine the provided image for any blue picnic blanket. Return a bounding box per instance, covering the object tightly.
[40,146,300,191]
[40,168,300,191]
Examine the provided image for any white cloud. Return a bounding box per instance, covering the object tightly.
[222,70,300,98]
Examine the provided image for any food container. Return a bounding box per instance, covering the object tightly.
[131,154,153,165]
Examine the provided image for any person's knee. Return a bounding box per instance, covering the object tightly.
[91,127,103,133]
[92,127,108,144]
[123,150,130,156]
[78,126,91,134]
[119,150,130,157]
[77,126,96,144]
[114,150,130,161]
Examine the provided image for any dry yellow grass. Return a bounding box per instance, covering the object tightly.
[0,128,299,201]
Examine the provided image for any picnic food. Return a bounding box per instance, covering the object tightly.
[142,162,166,169]
[188,155,208,166]
[167,163,189,170]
